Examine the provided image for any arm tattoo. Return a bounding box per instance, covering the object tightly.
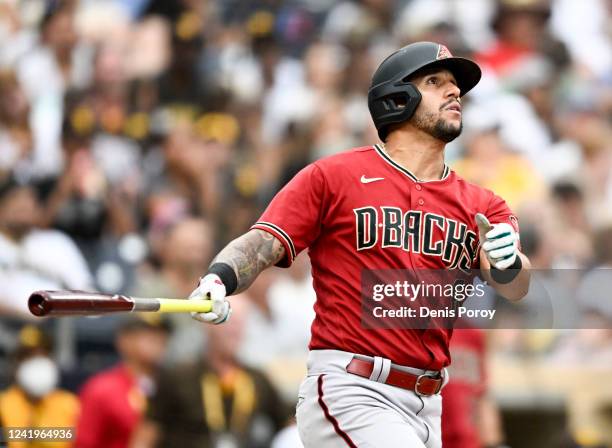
[211,229,286,294]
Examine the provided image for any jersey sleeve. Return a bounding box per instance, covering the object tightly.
[251,163,327,267]
[485,193,520,241]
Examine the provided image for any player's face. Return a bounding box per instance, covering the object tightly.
[409,68,462,143]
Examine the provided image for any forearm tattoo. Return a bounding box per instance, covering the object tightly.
[211,229,285,293]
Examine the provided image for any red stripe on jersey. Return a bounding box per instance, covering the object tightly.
[251,222,296,267]
[317,375,358,448]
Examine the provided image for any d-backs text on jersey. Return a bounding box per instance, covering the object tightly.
[354,206,478,271]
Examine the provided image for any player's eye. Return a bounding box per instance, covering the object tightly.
[426,76,438,85]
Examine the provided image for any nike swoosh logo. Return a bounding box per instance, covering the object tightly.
[360,175,385,184]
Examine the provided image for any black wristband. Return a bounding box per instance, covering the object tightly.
[207,263,238,296]
[490,256,522,284]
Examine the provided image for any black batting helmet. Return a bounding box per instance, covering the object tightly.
[368,41,481,141]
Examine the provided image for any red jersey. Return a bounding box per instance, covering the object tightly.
[252,145,517,370]
[74,364,146,448]
[442,328,487,448]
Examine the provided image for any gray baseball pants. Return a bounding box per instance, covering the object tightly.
[296,349,446,448]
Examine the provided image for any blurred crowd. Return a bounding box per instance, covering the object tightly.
[0,0,611,447]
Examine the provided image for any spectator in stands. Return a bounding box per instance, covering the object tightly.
[239,254,315,400]
[549,182,593,268]
[0,70,31,181]
[476,0,558,77]
[74,318,169,448]
[131,299,289,448]
[16,0,92,178]
[134,217,214,363]
[0,177,92,317]
[0,325,79,448]
[452,109,546,210]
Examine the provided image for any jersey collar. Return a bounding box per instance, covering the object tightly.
[373,144,450,183]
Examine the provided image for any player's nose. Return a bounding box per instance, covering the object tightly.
[445,82,461,99]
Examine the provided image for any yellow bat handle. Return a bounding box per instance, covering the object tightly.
[156,299,213,313]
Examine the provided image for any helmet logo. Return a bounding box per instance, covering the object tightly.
[437,45,452,60]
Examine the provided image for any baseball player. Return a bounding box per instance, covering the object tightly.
[189,42,531,448]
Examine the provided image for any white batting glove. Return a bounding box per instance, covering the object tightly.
[189,274,231,324]
[475,213,519,271]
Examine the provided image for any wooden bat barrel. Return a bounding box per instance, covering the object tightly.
[28,290,135,317]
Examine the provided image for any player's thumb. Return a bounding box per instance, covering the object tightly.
[209,282,227,311]
[475,213,492,240]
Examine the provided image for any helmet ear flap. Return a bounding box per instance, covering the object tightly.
[368,82,422,141]
[394,83,421,120]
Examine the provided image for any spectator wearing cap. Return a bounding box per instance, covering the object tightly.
[0,326,79,448]
[476,0,557,77]
[73,318,169,448]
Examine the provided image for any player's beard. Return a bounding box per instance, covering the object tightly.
[412,109,462,143]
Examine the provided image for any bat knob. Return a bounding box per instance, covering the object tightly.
[28,291,50,317]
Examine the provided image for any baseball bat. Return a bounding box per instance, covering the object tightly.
[28,290,212,317]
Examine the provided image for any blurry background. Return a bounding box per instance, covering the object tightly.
[0,0,610,447]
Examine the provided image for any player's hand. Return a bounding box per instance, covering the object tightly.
[475,213,519,270]
[189,274,231,324]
